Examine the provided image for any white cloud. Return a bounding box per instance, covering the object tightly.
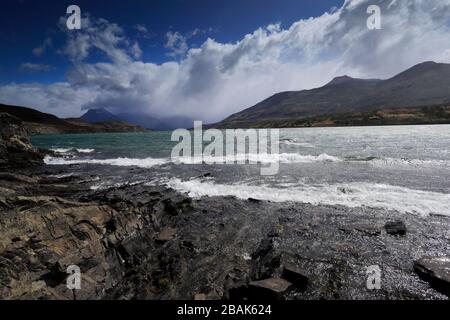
[134,24,148,33]
[165,31,189,58]
[32,38,53,57]
[19,63,53,73]
[2,0,450,121]
[0,82,97,117]
[165,28,213,58]
[131,42,143,59]
[59,15,133,64]
[134,24,154,39]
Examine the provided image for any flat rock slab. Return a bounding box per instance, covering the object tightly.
[414,256,450,296]
[194,293,206,300]
[282,266,308,289]
[155,227,177,243]
[385,221,407,236]
[248,278,293,300]
[339,223,381,236]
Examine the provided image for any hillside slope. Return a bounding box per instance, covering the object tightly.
[216,61,450,128]
[0,104,147,134]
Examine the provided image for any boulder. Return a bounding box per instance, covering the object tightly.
[0,113,44,168]
[385,221,407,236]
[163,198,182,216]
[414,256,450,296]
[155,227,177,243]
[281,265,308,289]
[194,293,206,300]
[248,278,293,300]
[250,238,282,280]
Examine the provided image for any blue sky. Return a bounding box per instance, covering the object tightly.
[0,0,342,84]
[0,0,449,122]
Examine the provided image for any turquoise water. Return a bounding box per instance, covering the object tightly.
[32,131,176,158]
[32,125,450,216]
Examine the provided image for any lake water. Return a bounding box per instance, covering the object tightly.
[32,125,450,217]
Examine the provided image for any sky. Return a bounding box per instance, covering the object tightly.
[1,0,450,122]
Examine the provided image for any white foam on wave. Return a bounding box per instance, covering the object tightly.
[368,157,450,168]
[50,148,72,153]
[174,153,342,164]
[90,179,147,191]
[51,148,95,154]
[281,139,316,148]
[77,148,95,153]
[44,151,450,170]
[44,155,168,168]
[166,178,450,216]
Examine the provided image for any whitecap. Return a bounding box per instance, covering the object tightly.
[174,153,342,164]
[167,178,450,217]
[50,148,73,153]
[76,148,95,153]
[281,139,316,148]
[44,155,168,168]
[368,157,450,168]
[50,147,95,154]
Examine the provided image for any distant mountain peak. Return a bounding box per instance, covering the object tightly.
[81,108,117,123]
[326,75,356,86]
[325,75,382,87]
[416,61,437,66]
[403,61,440,72]
[389,60,446,81]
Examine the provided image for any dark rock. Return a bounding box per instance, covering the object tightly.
[155,228,177,243]
[194,293,206,300]
[0,113,44,169]
[385,221,407,236]
[414,256,450,296]
[339,223,381,236]
[281,265,308,289]
[250,238,282,281]
[163,199,182,216]
[40,262,67,288]
[248,278,293,300]
[196,172,212,179]
[1,157,450,300]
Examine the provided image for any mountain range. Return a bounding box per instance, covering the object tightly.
[1,61,450,133]
[214,61,450,128]
[0,104,147,134]
[81,108,194,131]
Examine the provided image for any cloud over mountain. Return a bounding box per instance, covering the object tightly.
[1,0,450,122]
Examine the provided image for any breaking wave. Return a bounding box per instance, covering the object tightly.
[174,153,342,164]
[44,156,168,168]
[368,157,450,168]
[280,139,316,148]
[44,151,450,170]
[166,178,450,216]
[51,148,95,154]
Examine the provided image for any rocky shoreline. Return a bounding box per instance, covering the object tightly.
[1,113,449,300]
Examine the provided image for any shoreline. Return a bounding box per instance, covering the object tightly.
[1,163,449,300]
[28,123,450,138]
